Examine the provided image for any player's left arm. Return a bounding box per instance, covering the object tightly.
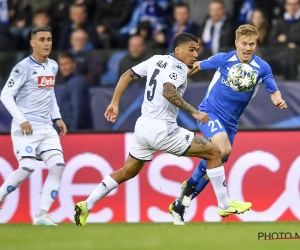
[51,91,68,137]
[263,63,287,110]
[270,90,287,109]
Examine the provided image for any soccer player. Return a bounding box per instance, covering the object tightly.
[74,33,251,226]
[0,27,67,225]
[169,24,287,224]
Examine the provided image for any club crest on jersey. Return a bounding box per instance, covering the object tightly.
[38,76,55,88]
[52,67,56,74]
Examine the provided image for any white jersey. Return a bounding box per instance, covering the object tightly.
[0,55,61,132]
[131,54,188,123]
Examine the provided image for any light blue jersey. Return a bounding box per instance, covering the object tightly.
[199,50,278,131]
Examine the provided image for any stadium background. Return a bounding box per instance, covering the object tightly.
[0,0,300,224]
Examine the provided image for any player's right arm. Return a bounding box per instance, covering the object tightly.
[0,65,32,134]
[104,69,140,123]
[187,53,227,76]
[163,82,209,124]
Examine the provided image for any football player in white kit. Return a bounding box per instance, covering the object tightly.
[74,33,251,226]
[0,27,67,225]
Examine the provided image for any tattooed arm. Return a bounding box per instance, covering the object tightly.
[105,69,140,122]
[163,82,209,124]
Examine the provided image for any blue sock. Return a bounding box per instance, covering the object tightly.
[188,160,207,185]
[174,199,185,211]
[192,177,210,200]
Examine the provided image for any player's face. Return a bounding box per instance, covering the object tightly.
[175,41,199,67]
[31,31,52,58]
[235,35,257,63]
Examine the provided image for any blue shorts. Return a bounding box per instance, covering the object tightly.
[197,109,237,161]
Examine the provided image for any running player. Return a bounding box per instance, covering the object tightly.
[74,33,251,226]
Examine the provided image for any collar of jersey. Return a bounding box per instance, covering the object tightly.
[29,55,48,66]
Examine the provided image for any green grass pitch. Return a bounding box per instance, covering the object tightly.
[0,222,299,250]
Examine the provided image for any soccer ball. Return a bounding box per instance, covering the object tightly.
[227,63,257,92]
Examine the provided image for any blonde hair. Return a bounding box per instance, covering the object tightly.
[236,24,258,40]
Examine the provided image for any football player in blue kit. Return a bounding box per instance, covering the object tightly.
[169,24,288,225]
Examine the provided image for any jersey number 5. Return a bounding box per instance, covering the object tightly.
[147,69,160,101]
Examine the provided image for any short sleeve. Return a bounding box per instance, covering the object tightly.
[163,63,187,88]
[131,58,150,78]
[262,63,278,93]
[200,52,227,71]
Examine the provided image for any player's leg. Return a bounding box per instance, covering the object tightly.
[182,131,232,207]
[182,133,251,217]
[74,117,153,226]
[33,128,65,225]
[0,132,38,203]
[0,158,36,202]
[74,155,146,226]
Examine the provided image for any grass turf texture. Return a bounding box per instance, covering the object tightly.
[0,222,299,250]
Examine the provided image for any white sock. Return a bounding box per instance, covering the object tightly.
[86,175,118,211]
[206,166,231,209]
[0,167,32,200]
[39,164,64,214]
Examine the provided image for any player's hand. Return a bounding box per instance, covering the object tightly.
[56,119,67,138]
[193,111,209,124]
[104,104,119,123]
[274,99,287,109]
[20,121,33,135]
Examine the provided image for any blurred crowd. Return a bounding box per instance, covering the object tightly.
[1,0,300,130]
[1,0,300,84]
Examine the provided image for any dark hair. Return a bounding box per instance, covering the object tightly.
[57,51,75,62]
[174,2,190,11]
[173,32,198,51]
[210,0,225,8]
[31,27,51,38]
[33,9,49,17]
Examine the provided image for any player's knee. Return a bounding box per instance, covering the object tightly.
[43,153,65,178]
[19,158,36,175]
[220,147,232,160]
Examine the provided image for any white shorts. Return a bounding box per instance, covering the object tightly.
[129,116,194,161]
[11,127,63,161]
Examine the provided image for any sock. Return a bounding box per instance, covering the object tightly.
[190,160,207,182]
[206,166,230,209]
[86,175,118,211]
[174,199,185,212]
[0,166,32,200]
[185,160,207,196]
[192,177,210,200]
[39,163,64,213]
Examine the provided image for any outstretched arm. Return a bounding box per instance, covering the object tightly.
[104,69,139,123]
[187,61,202,76]
[271,90,287,109]
[163,82,209,124]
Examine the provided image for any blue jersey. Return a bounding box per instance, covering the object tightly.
[199,50,278,130]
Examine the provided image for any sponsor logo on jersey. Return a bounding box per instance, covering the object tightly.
[37,76,55,88]
[221,77,230,86]
[7,79,14,87]
[169,72,177,80]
